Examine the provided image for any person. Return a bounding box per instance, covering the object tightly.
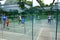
[18,15,22,24]
[6,18,9,30]
[21,17,25,27]
[6,18,9,27]
[2,14,7,28]
[48,14,52,24]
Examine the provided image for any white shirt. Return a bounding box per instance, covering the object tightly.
[19,16,21,20]
[48,15,51,19]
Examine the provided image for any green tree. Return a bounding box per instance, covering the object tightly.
[26,1,32,6]
[18,0,26,9]
[36,0,45,7]
[50,0,55,6]
[18,0,32,9]
[45,4,49,6]
[36,0,55,7]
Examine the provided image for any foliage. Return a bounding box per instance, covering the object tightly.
[36,0,55,7]
[26,1,32,6]
[18,0,25,9]
[36,0,45,7]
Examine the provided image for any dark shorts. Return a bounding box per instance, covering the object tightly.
[48,19,51,23]
[48,19,51,21]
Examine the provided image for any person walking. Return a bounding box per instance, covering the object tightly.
[6,18,9,27]
[18,15,22,24]
[48,14,52,24]
[21,17,25,27]
[6,18,9,30]
[2,14,7,28]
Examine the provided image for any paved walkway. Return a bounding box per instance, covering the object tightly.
[37,28,60,40]
[37,28,53,40]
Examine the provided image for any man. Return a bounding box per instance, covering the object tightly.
[18,15,22,24]
[48,14,52,24]
[21,17,25,27]
[2,14,7,28]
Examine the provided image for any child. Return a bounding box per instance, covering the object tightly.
[6,18,9,27]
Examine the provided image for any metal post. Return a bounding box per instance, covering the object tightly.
[3,20,5,28]
[32,14,34,40]
[55,8,58,40]
[24,18,26,34]
[24,25,26,33]
[50,4,53,24]
[55,0,58,40]
[32,0,34,40]
[24,0,26,34]
[14,11,15,32]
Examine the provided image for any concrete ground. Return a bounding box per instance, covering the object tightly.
[0,19,60,40]
[37,28,60,40]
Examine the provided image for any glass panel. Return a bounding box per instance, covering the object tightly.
[57,12,60,40]
[32,11,56,40]
[0,0,33,40]
[0,0,60,40]
[0,14,33,40]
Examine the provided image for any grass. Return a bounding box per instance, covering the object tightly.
[58,14,60,21]
[41,15,47,19]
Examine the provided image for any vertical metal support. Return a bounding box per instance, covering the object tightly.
[55,0,58,40]
[3,21,5,28]
[32,13,34,40]
[51,5,52,15]
[32,0,34,40]
[14,12,15,32]
[50,4,53,24]
[55,9,58,40]
[24,22,26,34]
[2,19,3,40]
